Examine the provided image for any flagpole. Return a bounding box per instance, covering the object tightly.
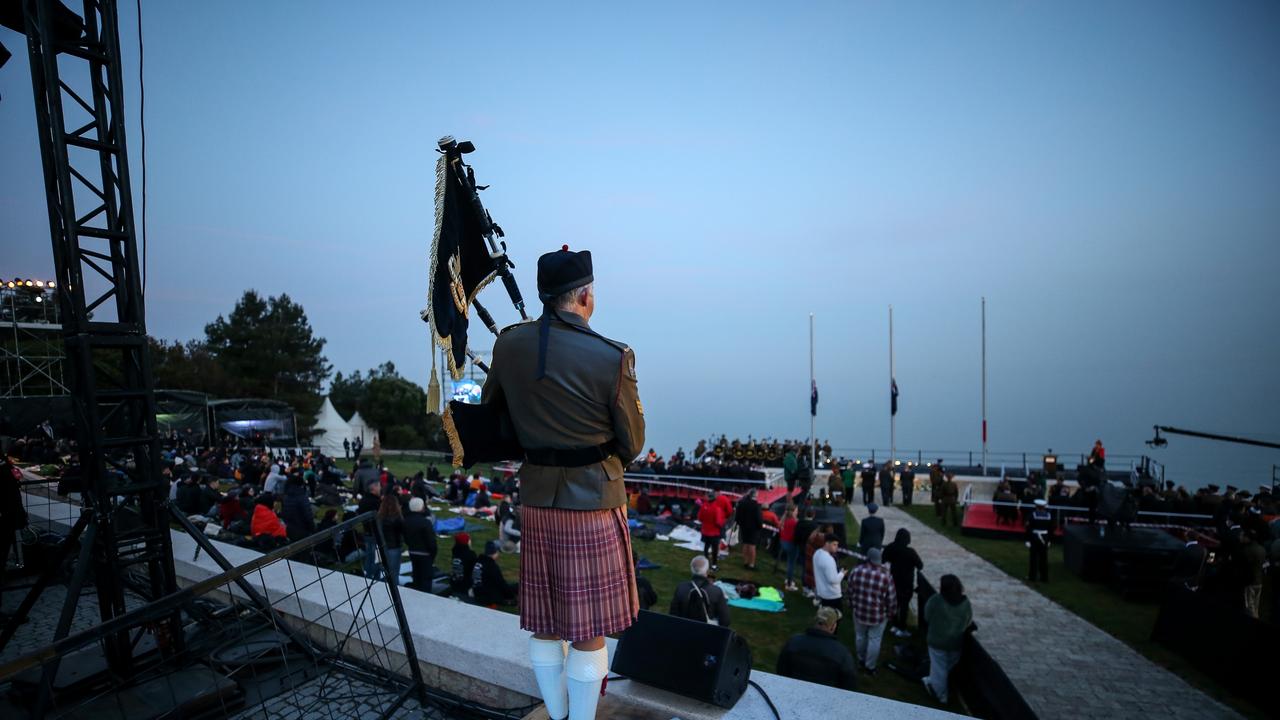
[889,305,895,469]
[981,296,988,477]
[809,313,816,474]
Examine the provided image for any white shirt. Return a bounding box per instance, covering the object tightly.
[813,548,845,601]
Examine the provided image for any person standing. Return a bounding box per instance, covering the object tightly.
[878,462,895,506]
[860,464,876,505]
[775,606,858,691]
[403,497,438,591]
[779,505,801,591]
[813,533,847,612]
[378,491,405,585]
[845,548,896,675]
[859,503,885,555]
[1089,439,1106,471]
[900,463,915,507]
[929,461,945,519]
[343,437,351,460]
[735,489,763,570]
[699,493,726,570]
[670,556,731,626]
[922,575,973,705]
[1026,498,1053,582]
[476,246,644,720]
[1237,528,1266,618]
[940,472,960,527]
[881,528,923,637]
[0,459,29,621]
[358,480,383,580]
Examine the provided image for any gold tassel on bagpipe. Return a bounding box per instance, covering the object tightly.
[442,404,464,468]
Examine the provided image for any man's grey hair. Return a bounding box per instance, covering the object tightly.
[553,282,593,311]
[690,555,710,577]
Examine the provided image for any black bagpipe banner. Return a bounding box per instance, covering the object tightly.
[424,147,501,381]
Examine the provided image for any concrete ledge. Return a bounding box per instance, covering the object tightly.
[24,493,960,719]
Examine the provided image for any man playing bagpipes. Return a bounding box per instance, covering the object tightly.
[426,138,644,720]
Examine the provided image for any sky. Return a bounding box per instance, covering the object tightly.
[2,1,1278,488]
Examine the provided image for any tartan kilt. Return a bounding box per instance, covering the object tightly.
[519,505,638,643]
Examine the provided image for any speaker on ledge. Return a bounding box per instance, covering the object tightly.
[610,610,752,709]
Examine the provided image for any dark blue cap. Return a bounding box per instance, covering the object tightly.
[537,245,593,300]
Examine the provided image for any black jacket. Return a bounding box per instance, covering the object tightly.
[859,515,885,550]
[471,554,514,605]
[670,577,731,627]
[175,481,204,516]
[451,544,478,591]
[636,575,658,610]
[881,531,923,590]
[1,461,28,529]
[776,627,858,691]
[735,497,762,533]
[280,484,315,540]
[403,512,437,557]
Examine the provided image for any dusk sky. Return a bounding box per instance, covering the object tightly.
[2,1,1277,487]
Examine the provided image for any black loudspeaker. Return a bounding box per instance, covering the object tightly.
[611,610,751,708]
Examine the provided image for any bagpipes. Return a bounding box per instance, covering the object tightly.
[423,136,528,467]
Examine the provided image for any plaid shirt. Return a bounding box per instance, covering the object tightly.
[845,561,897,625]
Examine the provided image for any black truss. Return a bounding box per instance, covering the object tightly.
[2,0,179,676]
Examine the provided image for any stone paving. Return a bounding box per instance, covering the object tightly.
[846,502,1241,720]
[0,583,148,663]
[230,672,451,720]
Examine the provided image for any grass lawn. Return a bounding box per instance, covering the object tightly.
[900,505,1270,720]
[349,461,965,715]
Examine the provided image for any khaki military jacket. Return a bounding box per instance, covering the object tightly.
[481,310,645,510]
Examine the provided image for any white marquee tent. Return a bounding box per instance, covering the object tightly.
[347,411,376,446]
[311,397,354,456]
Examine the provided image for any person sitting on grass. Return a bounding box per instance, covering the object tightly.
[633,550,658,611]
[450,532,478,596]
[670,556,731,627]
[250,492,288,549]
[472,540,518,607]
[775,606,857,691]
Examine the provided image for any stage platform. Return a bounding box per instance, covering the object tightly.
[959,502,1064,540]
[1062,524,1183,592]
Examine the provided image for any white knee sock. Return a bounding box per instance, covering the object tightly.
[528,637,568,720]
[565,646,609,720]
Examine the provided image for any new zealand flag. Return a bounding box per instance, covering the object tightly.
[891,378,899,416]
[810,379,819,417]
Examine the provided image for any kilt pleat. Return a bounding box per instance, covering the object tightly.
[518,506,638,643]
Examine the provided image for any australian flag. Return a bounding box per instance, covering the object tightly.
[891,378,899,416]
[810,379,819,417]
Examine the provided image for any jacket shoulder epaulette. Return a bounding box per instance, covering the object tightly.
[499,319,535,336]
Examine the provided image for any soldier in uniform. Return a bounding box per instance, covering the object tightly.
[1026,498,1053,582]
[480,246,644,720]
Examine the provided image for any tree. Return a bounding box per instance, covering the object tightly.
[329,369,366,420]
[149,337,237,397]
[204,291,331,423]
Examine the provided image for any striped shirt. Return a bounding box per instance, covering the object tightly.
[845,562,897,625]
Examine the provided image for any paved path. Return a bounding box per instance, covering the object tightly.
[846,503,1240,720]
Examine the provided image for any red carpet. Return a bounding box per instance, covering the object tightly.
[961,502,1063,539]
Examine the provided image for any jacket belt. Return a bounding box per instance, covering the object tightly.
[524,444,614,468]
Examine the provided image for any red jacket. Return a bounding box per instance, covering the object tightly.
[251,503,287,538]
[715,494,733,519]
[699,503,725,537]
